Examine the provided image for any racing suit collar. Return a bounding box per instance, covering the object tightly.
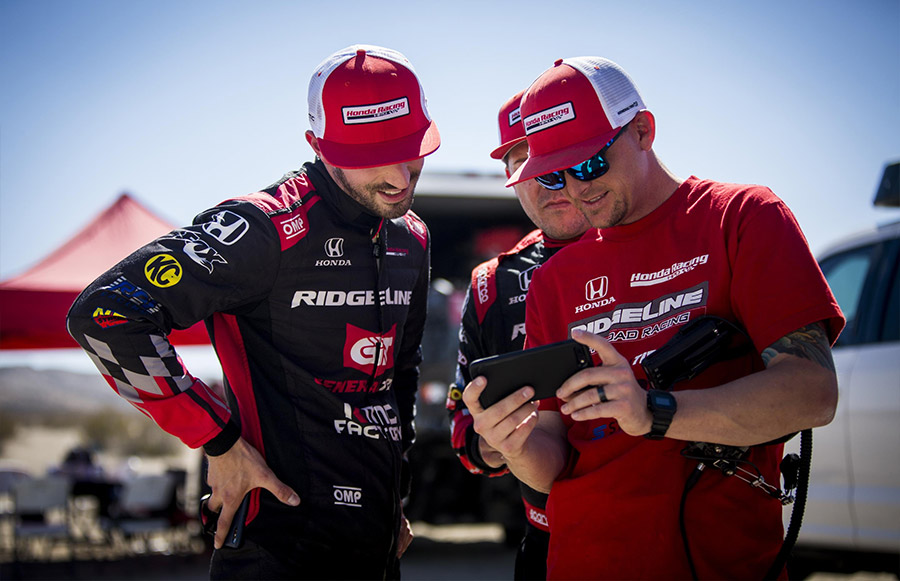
[305,159,384,235]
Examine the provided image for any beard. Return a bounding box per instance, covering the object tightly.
[577,195,627,229]
[332,167,419,219]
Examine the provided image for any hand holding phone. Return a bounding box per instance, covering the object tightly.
[199,492,249,549]
[471,339,594,409]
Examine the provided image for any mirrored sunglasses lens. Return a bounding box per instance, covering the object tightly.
[584,156,609,179]
[568,153,609,181]
[535,171,566,190]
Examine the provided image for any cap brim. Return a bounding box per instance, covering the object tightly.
[505,128,618,187]
[318,121,441,169]
[489,136,527,160]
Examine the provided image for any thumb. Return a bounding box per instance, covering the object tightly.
[572,329,626,367]
[259,470,301,507]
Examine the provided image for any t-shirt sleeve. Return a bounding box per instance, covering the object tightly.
[726,190,845,351]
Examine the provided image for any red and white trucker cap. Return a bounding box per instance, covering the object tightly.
[489,90,526,160]
[507,57,644,186]
[308,45,440,169]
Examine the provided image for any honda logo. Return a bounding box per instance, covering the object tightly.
[202,210,249,245]
[585,276,609,301]
[519,265,540,292]
[325,238,344,258]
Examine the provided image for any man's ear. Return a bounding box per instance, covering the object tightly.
[305,131,322,157]
[632,110,656,151]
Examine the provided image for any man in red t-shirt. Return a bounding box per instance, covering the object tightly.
[461,57,844,580]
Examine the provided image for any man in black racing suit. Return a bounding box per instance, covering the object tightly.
[445,90,590,580]
[67,44,439,580]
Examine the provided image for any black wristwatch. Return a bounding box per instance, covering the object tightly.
[645,389,677,440]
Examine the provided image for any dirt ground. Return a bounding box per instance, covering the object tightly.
[0,525,517,581]
[2,428,896,581]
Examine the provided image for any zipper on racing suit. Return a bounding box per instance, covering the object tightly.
[371,220,402,576]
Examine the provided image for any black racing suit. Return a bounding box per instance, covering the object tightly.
[446,230,574,580]
[67,160,430,579]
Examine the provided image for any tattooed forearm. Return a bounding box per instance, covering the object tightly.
[761,322,836,372]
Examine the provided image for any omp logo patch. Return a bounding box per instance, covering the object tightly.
[144,254,182,288]
[343,97,410,125]
[333,485,362,507]
[277,214,307,241]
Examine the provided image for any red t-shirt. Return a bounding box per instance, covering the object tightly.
[525,177,844,580]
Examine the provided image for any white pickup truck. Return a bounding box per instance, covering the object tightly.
[786,162,900,576]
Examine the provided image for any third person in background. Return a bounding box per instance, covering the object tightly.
[446,90,589,579]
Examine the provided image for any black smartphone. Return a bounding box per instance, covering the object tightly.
[471,339,594,409]
[199,492,249,549]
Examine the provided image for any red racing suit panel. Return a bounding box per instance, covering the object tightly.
[67,160,430,570]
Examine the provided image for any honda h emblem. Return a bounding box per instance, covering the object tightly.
[519,265,540,292]
[325,238,345,258]
[585,276,609,301]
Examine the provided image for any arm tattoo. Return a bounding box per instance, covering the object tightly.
[761,322,836,372]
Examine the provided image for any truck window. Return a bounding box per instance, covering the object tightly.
[819,245,875,346]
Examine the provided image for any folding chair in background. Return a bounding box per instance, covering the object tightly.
[11,474,72,561]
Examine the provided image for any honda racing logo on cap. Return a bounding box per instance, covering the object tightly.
[343,97,410,125]
[524,101,575,134]
[508,106,521,127]
[324,238,344,258]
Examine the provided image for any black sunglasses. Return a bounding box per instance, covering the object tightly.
[534,121,631,191]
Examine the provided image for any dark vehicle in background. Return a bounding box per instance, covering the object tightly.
[404,172,533,542]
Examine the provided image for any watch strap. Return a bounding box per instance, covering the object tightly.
[645,389,676,440]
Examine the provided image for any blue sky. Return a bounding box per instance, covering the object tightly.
[1,0,898,279]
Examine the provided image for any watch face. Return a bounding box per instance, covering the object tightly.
[650,391,676,411]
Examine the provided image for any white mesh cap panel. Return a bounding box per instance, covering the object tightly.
[563,57,645,129]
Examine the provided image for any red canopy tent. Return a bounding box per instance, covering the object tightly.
[0,193,211,349]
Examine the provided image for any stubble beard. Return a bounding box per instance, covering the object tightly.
[580,196,627,229]
[333,168,418,219]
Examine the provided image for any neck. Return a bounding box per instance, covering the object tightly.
[627,153,683,225]
[542,232,585,248]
